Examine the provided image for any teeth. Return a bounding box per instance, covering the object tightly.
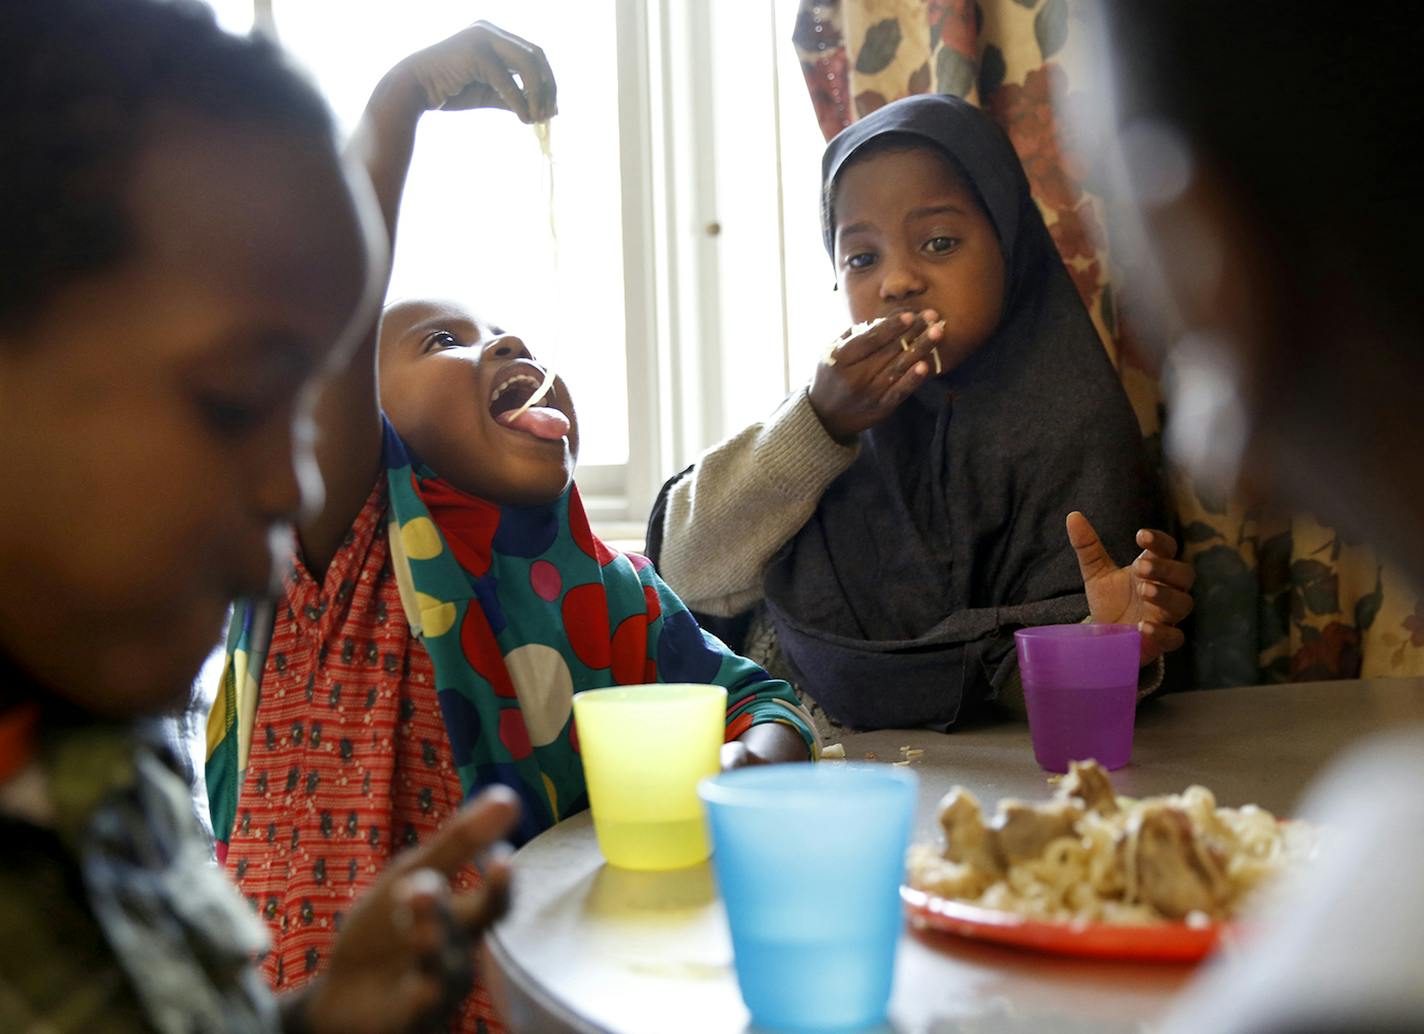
[490,374,541,403]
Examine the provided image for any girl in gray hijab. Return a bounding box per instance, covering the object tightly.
[651,94,1193,732]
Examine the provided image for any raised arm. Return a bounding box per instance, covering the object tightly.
[300,22,556,573]
[654,312,942,615]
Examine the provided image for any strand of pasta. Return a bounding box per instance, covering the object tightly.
[508,120,558,422]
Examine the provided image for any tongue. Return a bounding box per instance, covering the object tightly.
[498,406,570,441]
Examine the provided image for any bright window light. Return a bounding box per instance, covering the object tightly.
[271,1,629,466]
[201,0,253,34]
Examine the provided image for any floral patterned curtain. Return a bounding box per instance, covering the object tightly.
[792,0,1424,687]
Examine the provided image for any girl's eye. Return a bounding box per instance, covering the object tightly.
[425,331,459,351]
[845,252,876,271]
[925,236,960,255]
[198,396,263,437]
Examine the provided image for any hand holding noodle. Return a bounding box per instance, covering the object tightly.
[398,20,556,122]
[908,760,1312,925]
[810,310,946,445]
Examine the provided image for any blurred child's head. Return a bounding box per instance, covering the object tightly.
[822,96,1026,375]
[0,0,379,715]
[378,299,579,506]
[1098,1,1424,576]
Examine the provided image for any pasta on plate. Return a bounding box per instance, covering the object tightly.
[906,760,1315,926]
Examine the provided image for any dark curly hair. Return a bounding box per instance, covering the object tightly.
[0,0,335,329]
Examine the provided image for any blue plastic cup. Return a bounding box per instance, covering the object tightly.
[699,764,917,1033]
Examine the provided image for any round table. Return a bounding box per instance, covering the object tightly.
[486,678,1424,1033]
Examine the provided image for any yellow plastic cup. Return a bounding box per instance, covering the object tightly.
[573,683,727,870]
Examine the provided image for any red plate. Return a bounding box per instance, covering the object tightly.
[901,885,1229,963]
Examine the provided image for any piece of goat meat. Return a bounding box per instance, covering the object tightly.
[1057,758,1119,815]
[989,799,1084,865]
[1122,802,1233,919]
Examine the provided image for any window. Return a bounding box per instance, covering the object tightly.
[649,0,846,457]
[199,1,846,543]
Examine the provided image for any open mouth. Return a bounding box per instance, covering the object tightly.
[488,364,571,442]
[489,372,544,419]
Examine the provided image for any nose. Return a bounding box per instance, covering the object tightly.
[252,410,321,526]
[878,252,927,303]
[480,334,532,363]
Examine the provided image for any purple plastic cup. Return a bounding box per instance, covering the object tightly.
[1013,623,1141,773]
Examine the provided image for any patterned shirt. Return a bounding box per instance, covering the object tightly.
[0,715,274,1034]
[219,473,816,1034]
[223,481,498,1032]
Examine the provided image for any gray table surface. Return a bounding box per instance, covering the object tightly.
[486,678,1424,1034]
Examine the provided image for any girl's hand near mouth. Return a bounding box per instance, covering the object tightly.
[810,309,945,445]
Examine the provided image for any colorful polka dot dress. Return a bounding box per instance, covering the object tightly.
[206,420,816,1031]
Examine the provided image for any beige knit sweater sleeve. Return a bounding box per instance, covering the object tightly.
[656,387,860,618]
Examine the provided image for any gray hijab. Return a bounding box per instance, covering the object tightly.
[762,94,1159,730]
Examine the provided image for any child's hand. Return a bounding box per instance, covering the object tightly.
[809,310,944,445]
[721,723,813,769]
[394,20,556,122]
[1067,511,1196,666]
[293,787,519,1034]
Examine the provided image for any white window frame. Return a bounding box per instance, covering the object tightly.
[632,0,843,495]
